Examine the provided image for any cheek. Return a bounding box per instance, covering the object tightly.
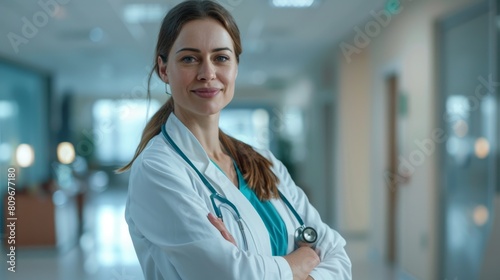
[223,68,238,84]
[169,68,193,87]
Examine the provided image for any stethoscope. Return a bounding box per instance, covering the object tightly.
[161,124,318,251]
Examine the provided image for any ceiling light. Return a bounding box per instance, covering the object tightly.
[16,144,35,168]
[57,142,76,164]
[123,4,166,24]
[271,0,315,8]
[474,137,490,159]
[473,205,488,226]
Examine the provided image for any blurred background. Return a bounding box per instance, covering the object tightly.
[0,0,499,279]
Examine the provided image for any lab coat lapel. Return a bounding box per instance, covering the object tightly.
[165,114,236,195]
[270,192,300,254]
[165,114,209,172]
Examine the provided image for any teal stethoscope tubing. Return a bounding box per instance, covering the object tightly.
[161,124,315,251]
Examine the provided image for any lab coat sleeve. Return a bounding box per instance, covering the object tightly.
[127,155,293,280]
[268,152,352,280]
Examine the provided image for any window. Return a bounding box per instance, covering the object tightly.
[220,108,271,150]
[92,99,160,164]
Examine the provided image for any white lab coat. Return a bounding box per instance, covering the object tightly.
[125,114,352,280]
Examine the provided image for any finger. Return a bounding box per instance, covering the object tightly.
[222,231,235,242]
[207,213,237,246]
[207,213,230,235]
[207,213,224,230]
[314,247,321,257]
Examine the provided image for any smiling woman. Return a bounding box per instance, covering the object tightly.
[117,1,351,280]
[159,19,238,118]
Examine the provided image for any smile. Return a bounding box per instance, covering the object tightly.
[191,88,221,98]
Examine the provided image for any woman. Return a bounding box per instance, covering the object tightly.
[119,1,351,279]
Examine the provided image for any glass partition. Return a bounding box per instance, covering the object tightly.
[438,2,497,278]
[0,59,51,188]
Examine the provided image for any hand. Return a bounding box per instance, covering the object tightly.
[283,246,319,280]
[207,213,237,246]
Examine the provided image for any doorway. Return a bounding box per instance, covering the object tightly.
[385,74,409,265]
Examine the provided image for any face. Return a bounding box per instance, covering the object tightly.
[158,19,238,120]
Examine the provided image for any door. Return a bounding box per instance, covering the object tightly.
[386,74,399,264]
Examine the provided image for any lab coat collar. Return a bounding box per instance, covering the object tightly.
[165,113,211,171]
[164,113,234,192]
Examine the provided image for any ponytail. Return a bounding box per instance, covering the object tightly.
[220,131,280,201]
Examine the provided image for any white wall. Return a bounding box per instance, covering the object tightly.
[336,49,372,235]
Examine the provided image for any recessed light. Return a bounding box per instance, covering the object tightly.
[270,0,315,8]
[474,137,490,159]
[123,4,166,24]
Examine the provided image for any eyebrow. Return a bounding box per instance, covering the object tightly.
[175,47,233,54]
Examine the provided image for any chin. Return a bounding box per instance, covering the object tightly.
[201,99,231,114]
[196,104,225,116]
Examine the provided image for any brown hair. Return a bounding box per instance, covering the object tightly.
[117,0,279,200]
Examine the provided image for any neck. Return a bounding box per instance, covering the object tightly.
[173,110,224,158]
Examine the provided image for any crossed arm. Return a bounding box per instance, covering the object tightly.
[207,213,318,280]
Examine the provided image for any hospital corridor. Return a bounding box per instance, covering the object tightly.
[1,0,499,279]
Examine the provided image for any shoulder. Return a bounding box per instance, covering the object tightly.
[251,146,278,164]
[249,147,302,199]
[250,147,289,179]
[130,134,185,177]
[127,134,201,200]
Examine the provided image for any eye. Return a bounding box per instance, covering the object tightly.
[215,55,229,62]
[181,56,196,63]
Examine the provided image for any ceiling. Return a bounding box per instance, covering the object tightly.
[0,0,385,97]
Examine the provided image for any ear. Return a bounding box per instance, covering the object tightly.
[157,55,168,83]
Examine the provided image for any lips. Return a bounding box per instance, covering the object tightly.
[191,87,220,98]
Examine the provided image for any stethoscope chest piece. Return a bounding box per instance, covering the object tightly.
[294,226,317,248]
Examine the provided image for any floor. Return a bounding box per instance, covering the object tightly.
[1,185,400,280]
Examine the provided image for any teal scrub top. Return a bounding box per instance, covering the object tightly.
[212,160,288,256]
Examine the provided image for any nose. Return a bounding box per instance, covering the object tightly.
[197,61,216,81]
